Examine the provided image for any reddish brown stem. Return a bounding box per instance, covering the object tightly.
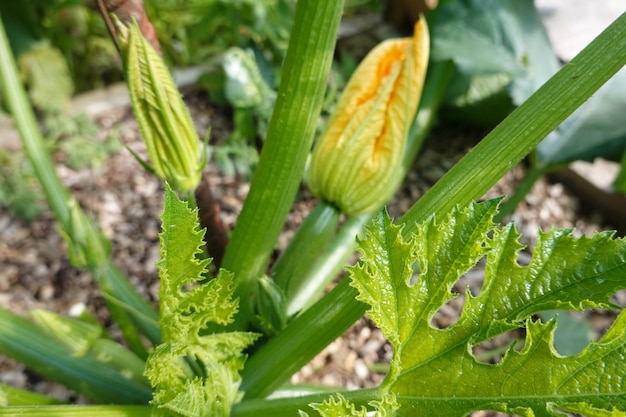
[195,172,230,268]
[95,0,161,54]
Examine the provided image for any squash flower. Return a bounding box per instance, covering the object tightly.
[307,19,429,216]
[117,20,204,192]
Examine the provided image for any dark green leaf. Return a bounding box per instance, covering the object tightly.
[433,0,560,126]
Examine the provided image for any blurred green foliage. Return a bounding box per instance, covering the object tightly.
[0,148,42,222]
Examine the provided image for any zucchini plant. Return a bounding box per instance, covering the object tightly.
[0,1,625,416]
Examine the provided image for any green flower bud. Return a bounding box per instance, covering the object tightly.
[117,20,204,192]
[253,275,287,335]
[307,19,429,216]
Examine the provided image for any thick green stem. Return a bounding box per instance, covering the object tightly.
[220,0,346,327]
[272,203,340,307]
[240,278,367,400]
[287,213,370,316]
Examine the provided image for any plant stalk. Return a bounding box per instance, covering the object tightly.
[220,0,346,328]
[273,202,340,306]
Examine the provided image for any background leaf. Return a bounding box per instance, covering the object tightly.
[431,0,560,126]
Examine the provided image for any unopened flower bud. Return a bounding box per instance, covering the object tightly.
[117,20,203,192]
[307,19,429,216]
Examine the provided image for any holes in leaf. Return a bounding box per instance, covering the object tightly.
[430,290,464,329]
[409,259,421,286]
[430,257,486,329]
[537,310,593,356]
[471,328,526,364]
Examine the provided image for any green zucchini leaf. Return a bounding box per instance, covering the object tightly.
[145,185,259,417]
[341,199,626,416]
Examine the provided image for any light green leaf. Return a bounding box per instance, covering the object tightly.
[301,393,398,417]
[146,185,259,416]
[301,394,368,417]
[351,199,626,416]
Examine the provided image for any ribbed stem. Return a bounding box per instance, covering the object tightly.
[240,278,367,399]
[220,0,346,328]
[273,203,340,309]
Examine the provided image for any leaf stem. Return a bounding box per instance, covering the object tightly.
[272,202,340,312]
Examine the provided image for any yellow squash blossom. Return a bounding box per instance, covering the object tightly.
[307,19,429,216]
[117,20,204,192]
